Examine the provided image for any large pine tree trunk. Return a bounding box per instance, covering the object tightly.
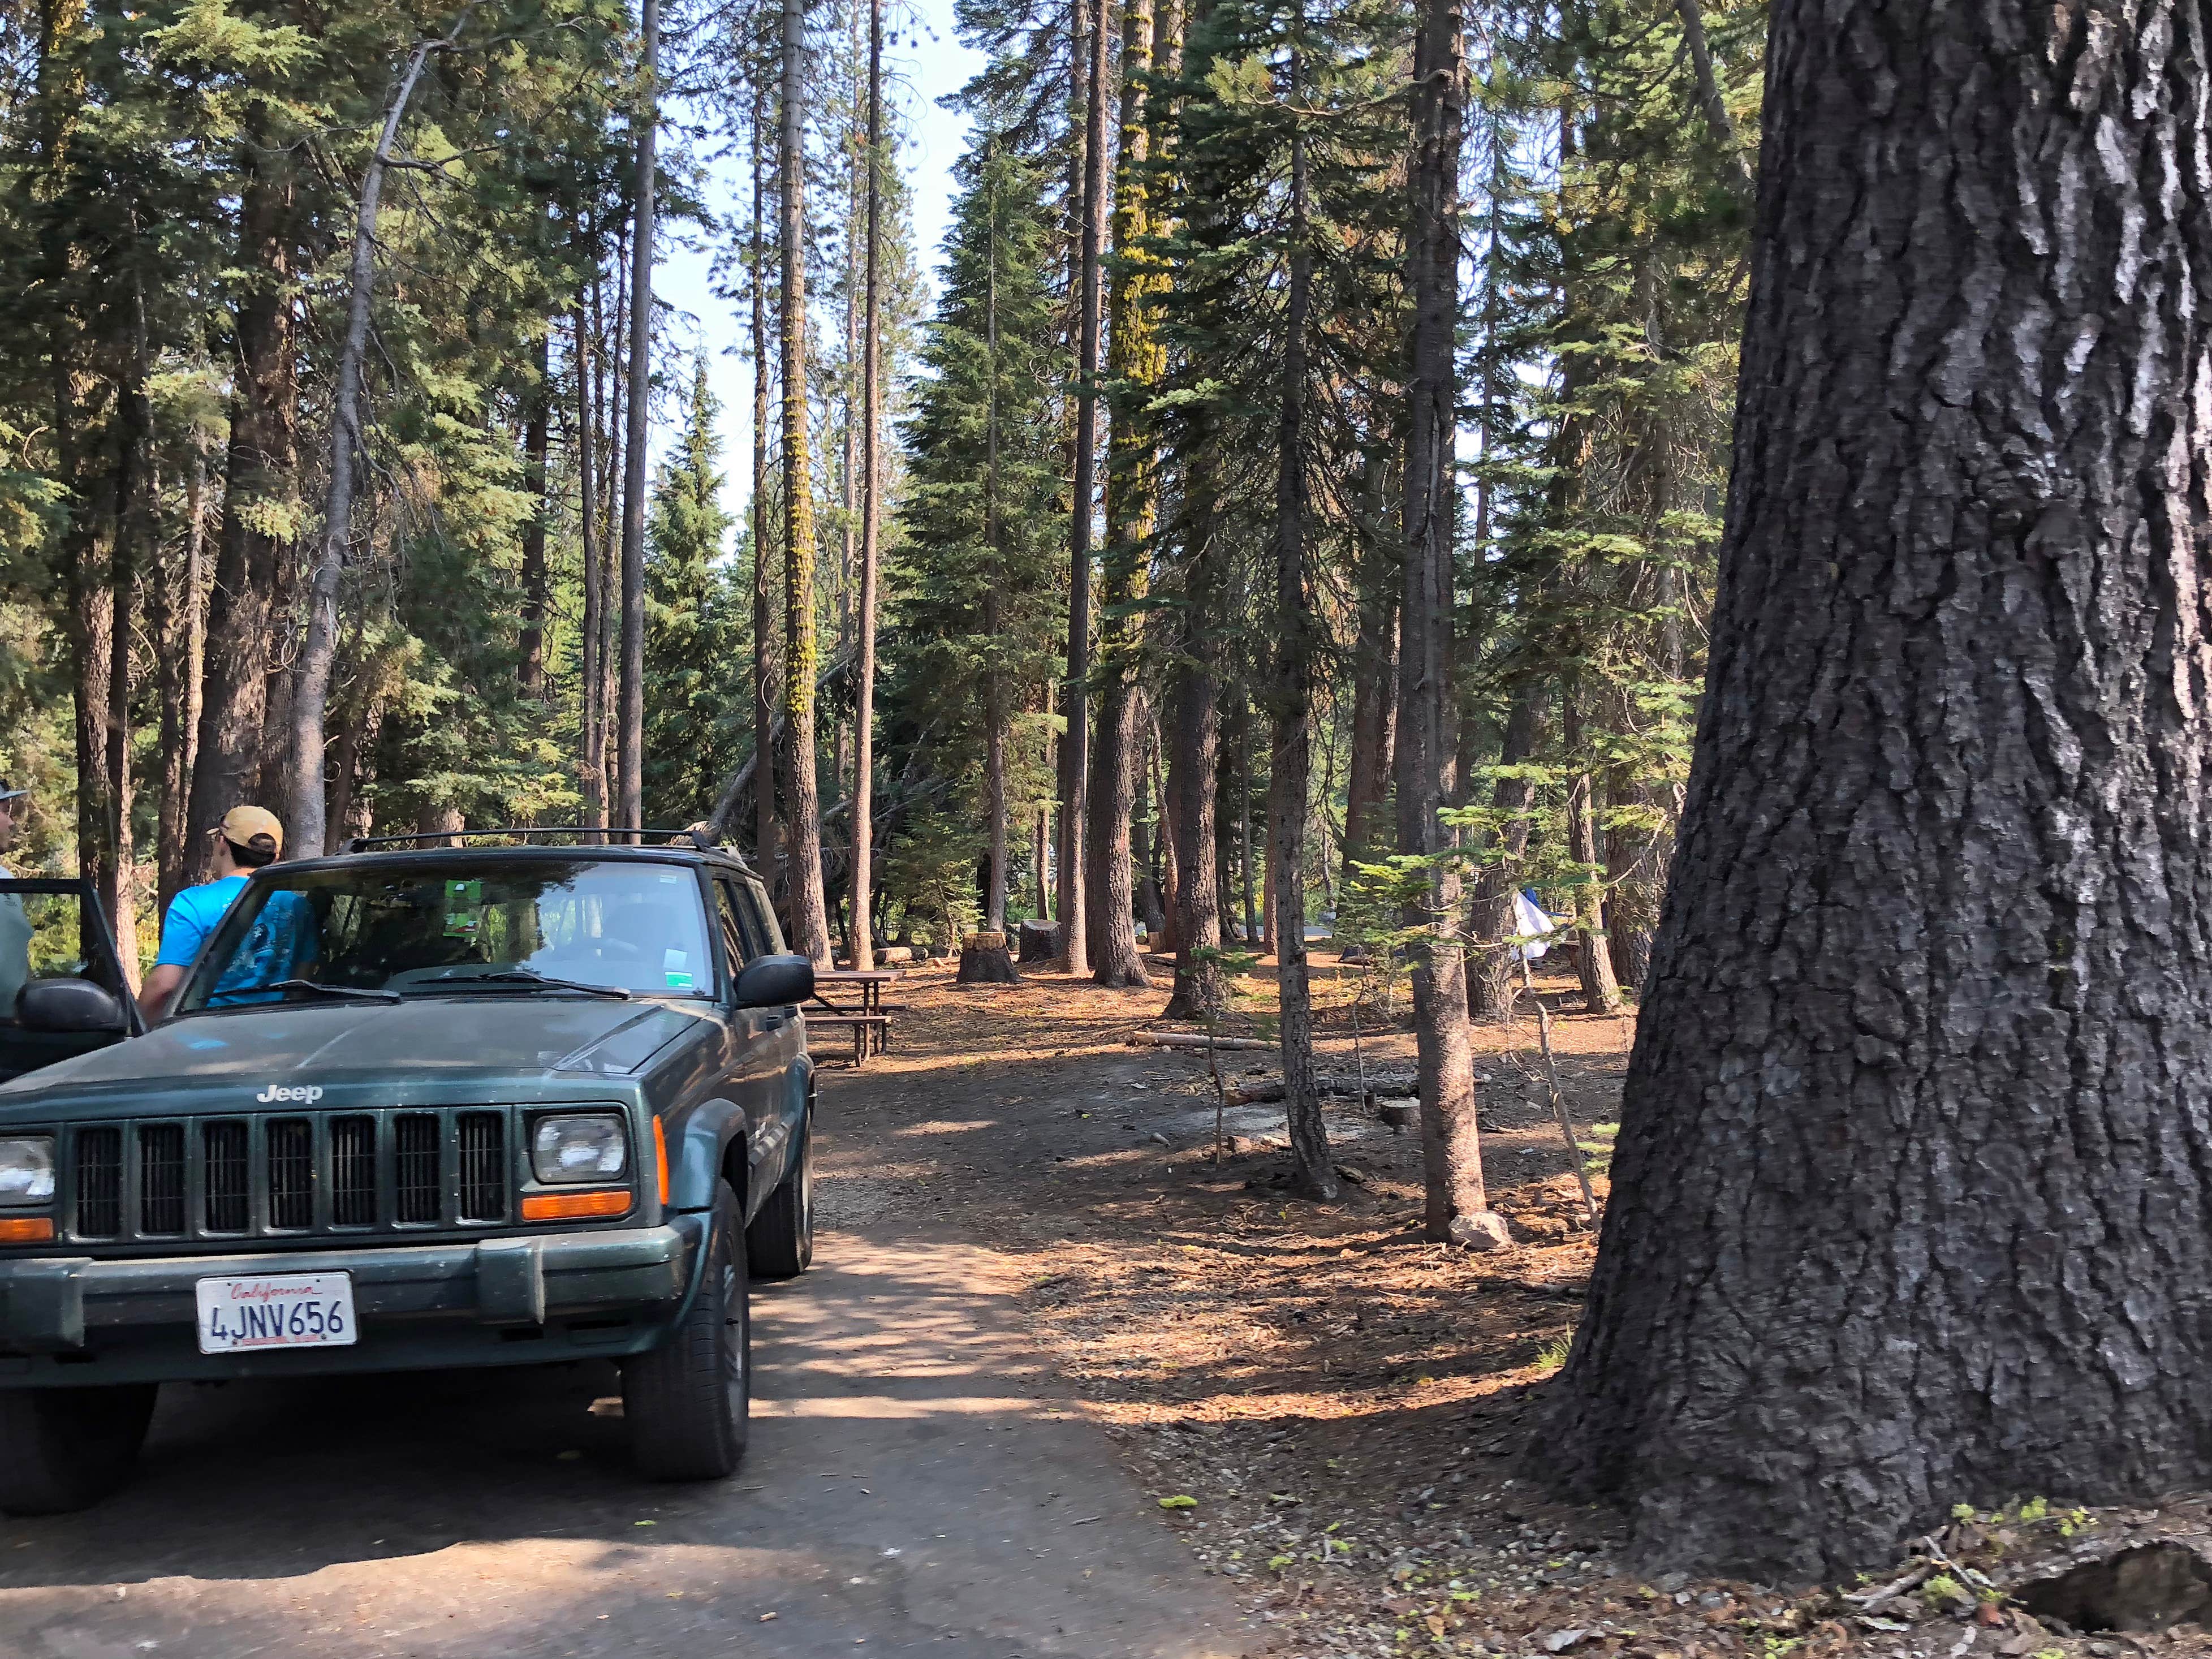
[1400,0,1497,1248]
[846,0,883,971]
[155,451,205,913]
[190,130,297,881]
[749,74,778,877]
[1549,0,2212,1580]
[1088,0,1159,991]
[616,0,658,839]
[1270,91,1334,1200]
[519,328,550,701]
[1057,0,1110,977]
[575,298,607,828]
[1162,481,1226,1021]
[779,0,833,967]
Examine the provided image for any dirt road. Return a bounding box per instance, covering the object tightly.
[0,1050,1252,1658]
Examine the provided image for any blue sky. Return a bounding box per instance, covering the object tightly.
[652,0,985,525]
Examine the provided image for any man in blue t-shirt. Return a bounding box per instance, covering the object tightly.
[138,806,316,1020]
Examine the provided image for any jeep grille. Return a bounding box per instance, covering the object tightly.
[57,1108,527,1244]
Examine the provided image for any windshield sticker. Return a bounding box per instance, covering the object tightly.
[665,971,694,989]
[663,949,687,972]
[443,879,484,938]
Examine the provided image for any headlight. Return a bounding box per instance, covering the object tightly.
[532,1115,628,1184]
[0,1136,55,1207]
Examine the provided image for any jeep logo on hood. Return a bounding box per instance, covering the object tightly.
[255,1084,324,1104]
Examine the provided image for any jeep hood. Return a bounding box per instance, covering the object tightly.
[0,997,715,1100]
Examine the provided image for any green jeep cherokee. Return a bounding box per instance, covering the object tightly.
[0,831,816,1514]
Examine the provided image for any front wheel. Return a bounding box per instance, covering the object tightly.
[746,1113,813,1279]
[0,1383,158,1515]
[624,1180,749,1480]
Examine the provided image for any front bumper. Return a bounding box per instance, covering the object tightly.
[0,1219,705,1386]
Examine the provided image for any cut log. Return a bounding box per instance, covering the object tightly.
[1127,1029,1273,1052]
[1017,919,1060,963]
[956,931,1021,985]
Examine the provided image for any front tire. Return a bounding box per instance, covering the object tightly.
[0,1383,158,1515]
[624,1180,749,1480]
[747,1113,813,1279]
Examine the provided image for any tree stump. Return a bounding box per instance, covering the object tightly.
[1017,920,1060,964]
[957,931,1021,984]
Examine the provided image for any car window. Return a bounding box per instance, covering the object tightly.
[714,881,752,981]
[740,883,785,956]
[173,859,715,1010]
[0,884,131,1021]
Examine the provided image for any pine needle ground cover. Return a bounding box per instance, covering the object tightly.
[815,962,2207,1659]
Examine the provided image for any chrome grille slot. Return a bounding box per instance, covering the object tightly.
[139,1123,186,1235]
[330,1116,377,1226]
[75,1126,122,1238]
[458,1113,505,1222]
[266,1119,313,1230]
[204,1121,249,1231]
[395,1114,441,1223]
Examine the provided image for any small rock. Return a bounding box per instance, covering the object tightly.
[1450,1211,1514,1252]
[1539,1630,1588,1653]
[1335,1164,1367,1185]
[1655,1571,1689,1594]
[1150,1133,1170,1146]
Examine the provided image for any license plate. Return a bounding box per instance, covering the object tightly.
[195,1272,357,1354]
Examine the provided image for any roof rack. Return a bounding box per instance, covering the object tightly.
[338,826,738,857]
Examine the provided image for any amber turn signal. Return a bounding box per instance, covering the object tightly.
[653,1115,669,1206]
[520,1188,631,1222]
[0,1216,54,1243]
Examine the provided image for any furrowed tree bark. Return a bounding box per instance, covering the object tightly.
[1547,0,2212,1580]
[780,0,834,967]
[1269,76,1334,1200]
[189,120,297,880]
[617,0,658,841]
[1400,0,1497,1248]
[1057,0,1110,976]
[846,0,883,970]
[286,30,446,857]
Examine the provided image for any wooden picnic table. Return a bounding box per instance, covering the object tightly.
[805,968,902,1063]
[814,967,899,1015]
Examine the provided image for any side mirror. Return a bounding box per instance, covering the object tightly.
[19,977,128,1035]
[734,953,813,1010]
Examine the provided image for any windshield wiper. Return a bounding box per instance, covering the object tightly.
[403,968,632,1001]
[269,979,403,1005]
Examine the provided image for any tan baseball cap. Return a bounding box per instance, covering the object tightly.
[221,805,283,855]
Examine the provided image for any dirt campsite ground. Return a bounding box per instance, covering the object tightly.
[821,949,2212,1659]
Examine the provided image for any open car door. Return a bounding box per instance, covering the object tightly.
[0,877,143,1083]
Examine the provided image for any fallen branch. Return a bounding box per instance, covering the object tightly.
[1129,1029,1274,1053]
[1229,1072,1416,1105]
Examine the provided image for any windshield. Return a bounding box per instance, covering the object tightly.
[173,859,715,1012]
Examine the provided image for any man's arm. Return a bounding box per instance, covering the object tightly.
[139,962,187,1022]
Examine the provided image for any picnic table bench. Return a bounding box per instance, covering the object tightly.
[805,968,901,1065]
